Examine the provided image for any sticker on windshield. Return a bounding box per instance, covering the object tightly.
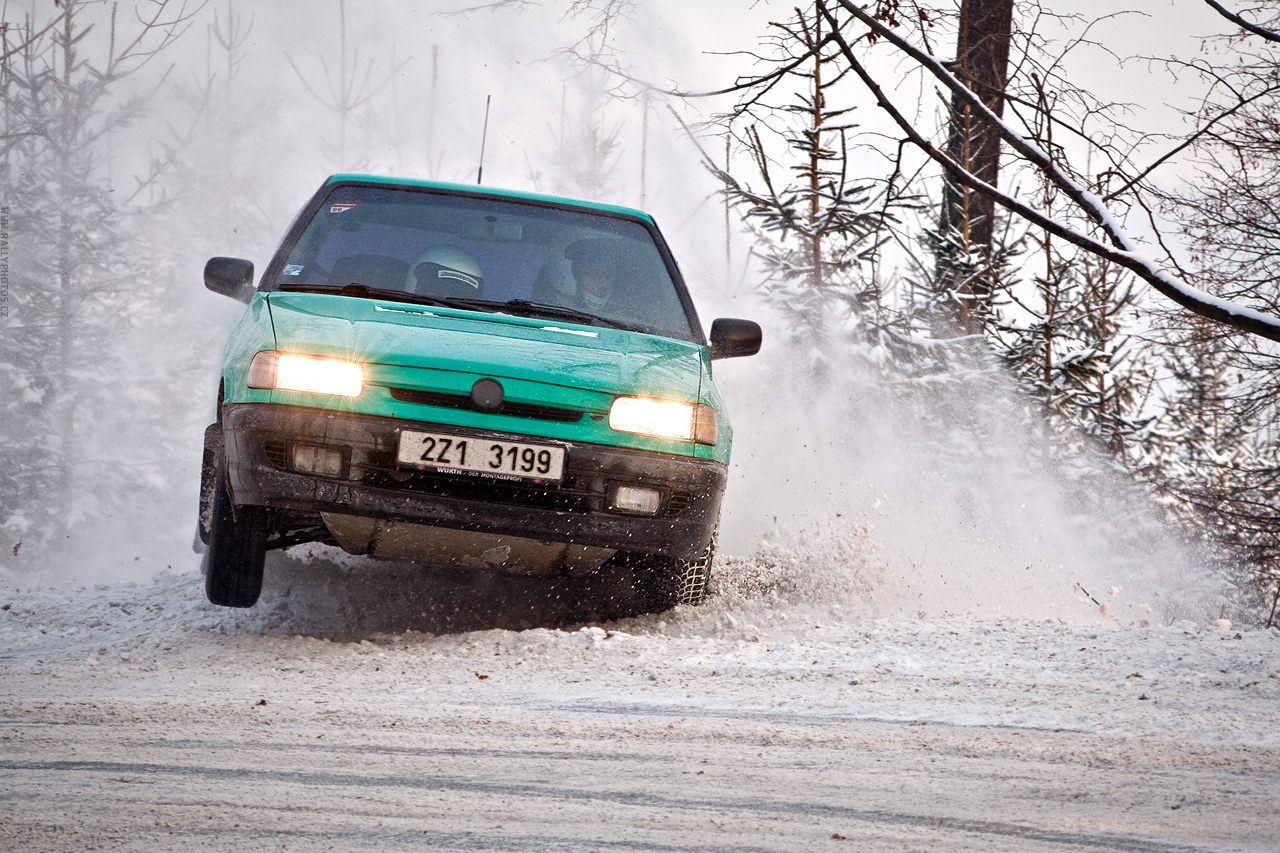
[329,202,360,214]
[283,264,304,276]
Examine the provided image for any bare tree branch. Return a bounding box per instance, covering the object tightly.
[0,14,62,63]
[824,0,1280,343]
[1105,79,1280,201]
[1203,0,1280,43]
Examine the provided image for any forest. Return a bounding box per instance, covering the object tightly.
[3,0,1279,625]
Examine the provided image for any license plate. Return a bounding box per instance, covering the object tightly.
[396,430,566,483]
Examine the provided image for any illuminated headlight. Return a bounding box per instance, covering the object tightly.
[248,351,363,398]
[608,397,717,445]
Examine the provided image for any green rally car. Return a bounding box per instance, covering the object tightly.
[198,175,761,611]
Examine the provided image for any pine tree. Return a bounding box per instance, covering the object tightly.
[530,68,624,202]
[991,224,1152,468]
[0,0,194,570]
[710,5,907,365]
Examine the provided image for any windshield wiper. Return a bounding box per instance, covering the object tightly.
[278,282,458,309]
[403,295,641,331]
[276,285,646,331]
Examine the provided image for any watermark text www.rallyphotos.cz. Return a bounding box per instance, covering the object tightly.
[0,206,8,319]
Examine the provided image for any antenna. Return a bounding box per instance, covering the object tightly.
[477,95,491,185]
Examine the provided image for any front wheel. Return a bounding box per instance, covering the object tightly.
[202,457,269,608]
[672,529,716,607]
[636,525,718,614]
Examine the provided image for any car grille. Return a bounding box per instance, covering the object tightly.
[363,465,600,512]
[360,449,689,519]
[259,440,689,519]
[388,387,583,423]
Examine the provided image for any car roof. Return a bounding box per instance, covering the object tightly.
[325,174,658,226]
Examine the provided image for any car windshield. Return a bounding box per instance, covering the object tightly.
[272,185,698,341]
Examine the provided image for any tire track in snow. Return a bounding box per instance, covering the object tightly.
[0,758,1226,853]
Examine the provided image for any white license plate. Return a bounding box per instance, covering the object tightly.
[396,430,566,483]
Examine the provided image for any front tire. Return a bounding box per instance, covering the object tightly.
[672,530,716,607]
[634,525,718,614]
[203,456,269,608]
[196,423,222,548]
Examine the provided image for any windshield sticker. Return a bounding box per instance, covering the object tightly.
[329,202,360,214]
[282,264,304,276]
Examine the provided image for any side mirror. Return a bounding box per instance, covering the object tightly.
[204,257,256,303]
[709,318,762,360]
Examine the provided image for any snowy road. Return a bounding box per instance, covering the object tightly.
[2,552,1278,852]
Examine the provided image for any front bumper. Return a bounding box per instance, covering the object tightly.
[220,403,726,561]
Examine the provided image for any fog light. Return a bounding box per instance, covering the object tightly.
[613,484,662,516]
[292,443,346,477]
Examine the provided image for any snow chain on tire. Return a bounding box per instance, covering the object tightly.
[674,523,718,607]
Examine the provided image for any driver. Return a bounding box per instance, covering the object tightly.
[407,246,483,298]
[564,239,620,311]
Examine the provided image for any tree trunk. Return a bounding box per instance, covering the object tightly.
[938,0,1015,331]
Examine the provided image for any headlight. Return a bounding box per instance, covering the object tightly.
[247,351,364,398]
[608,396,717,445]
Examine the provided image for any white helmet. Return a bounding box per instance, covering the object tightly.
[407,246,483,296]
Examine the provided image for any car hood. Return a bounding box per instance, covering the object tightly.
[265,292,706,400]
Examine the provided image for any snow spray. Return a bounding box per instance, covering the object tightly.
[714,328,1231,626]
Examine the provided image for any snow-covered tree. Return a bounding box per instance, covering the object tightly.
[527,64,625,202]
[707,5,912,367]
[992,226,1152,458]
[1120,5,1280,617]
[0,0,196,569]
[935,0,1015,335]
[285,0,408,172]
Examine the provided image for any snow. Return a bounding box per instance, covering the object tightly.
[3,547,1278,851]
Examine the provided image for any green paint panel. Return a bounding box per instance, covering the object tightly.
[217,178,747,466]
[233,291,732,462]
